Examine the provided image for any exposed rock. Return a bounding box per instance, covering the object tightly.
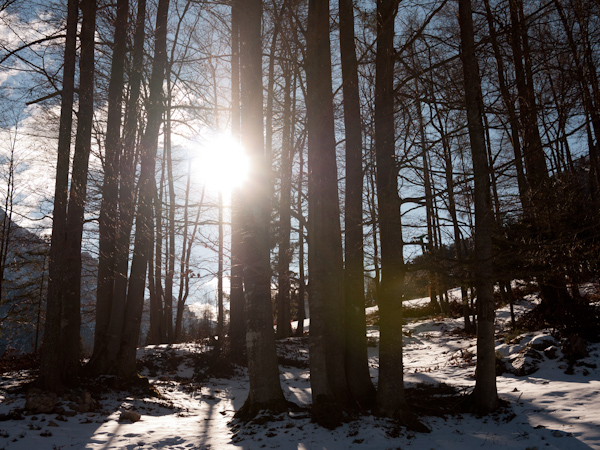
[119,410,141,423]
[507,348,544,376]
[0,410,24,421]
[562,334,588,361]
[543,346,560,360]
[76,390,97,413]
[530,335,556,351]
[25,389,58,414]
[495,354,507,375]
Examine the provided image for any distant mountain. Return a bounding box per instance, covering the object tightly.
[0,210,97,356]
[0,209,211,356]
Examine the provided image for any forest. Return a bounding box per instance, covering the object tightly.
[0,0,599,440]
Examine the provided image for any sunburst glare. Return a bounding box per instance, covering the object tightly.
[191,132,249,197]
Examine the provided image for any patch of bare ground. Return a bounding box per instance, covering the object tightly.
[0,351,39,374]
[405,383,468,417]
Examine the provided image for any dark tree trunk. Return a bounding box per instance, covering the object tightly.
[276,63,293,340]
[217,192,224,341]
[482,0,530,212]
[415,77,441,314]
[509,0,548,197]
[39,0,78,392]
[553,0,600,190]
[374,0,412,421]
[294,143,306,338]
[93,0,129,370]
[95,0,147,374]
[42,0,96,390]
[305,0,351,426]
[117,0,170,381]
[509,0,571,315]
[165,89,176,344]
[367,153,381,303]
[458,0,499,415]
[235,0,287,418]
[152,156,166,343]
[228,0,245,351]
[60,0,97,385]
[147,182,164,345]
[339,0,376,409]
[175,182,204,342]
[0,136,15,302]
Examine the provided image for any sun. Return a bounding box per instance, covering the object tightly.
[192,132,249,196]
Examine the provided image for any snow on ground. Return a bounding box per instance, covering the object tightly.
[1,288,599,449]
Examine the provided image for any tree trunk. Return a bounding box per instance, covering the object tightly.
[60,0,96,385]
[509,0,548,196]
[482,0,530,212]
[39,0,78,392]
[305,0,351,426]
[235,0,287,418]
[117,0,170,381]
[294,142,306,338]
[92,0,146,375]
[165,79,176,344]
[228,0,245,351]
[217,192,224,341]
[458,0,499,415]
[374,0,412,421]
[93,0,129,370]
[367,152,381,303]
[0,127,15,304]
[276,62,293,340]
[175,182,204,342]
[152,154,166,343]
[553,0,600,190]
[415,75,441,314]
[339,0,376,409]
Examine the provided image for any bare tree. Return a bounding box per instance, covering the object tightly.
[374,0,412,423]
[39,0,78,392]
[41,0,96,391]
[305,0,350,426]
[458,0,499,415]
[339,0,376,408]
[235,0,288,418]
[92,0,129,372]
[117,0,170,380]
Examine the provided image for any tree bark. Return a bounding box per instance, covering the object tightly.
[235,0,287,418]
[93,0,129,371]
[339,0,376,409]
[228,0,245,351]
[374,0,411,420]
[294,141,306,338]
[482,0,530,212]
[305,0,351,426]
[60,0,96,385]
[458,0,499,415]
[509,0,548,196]
[165,80,176,344]
[39,0,78,392]
[175,180,204,342]
[217,192,224,341]
[117,0,170,381]
[276,62,293,340]
[99,0,147,374]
